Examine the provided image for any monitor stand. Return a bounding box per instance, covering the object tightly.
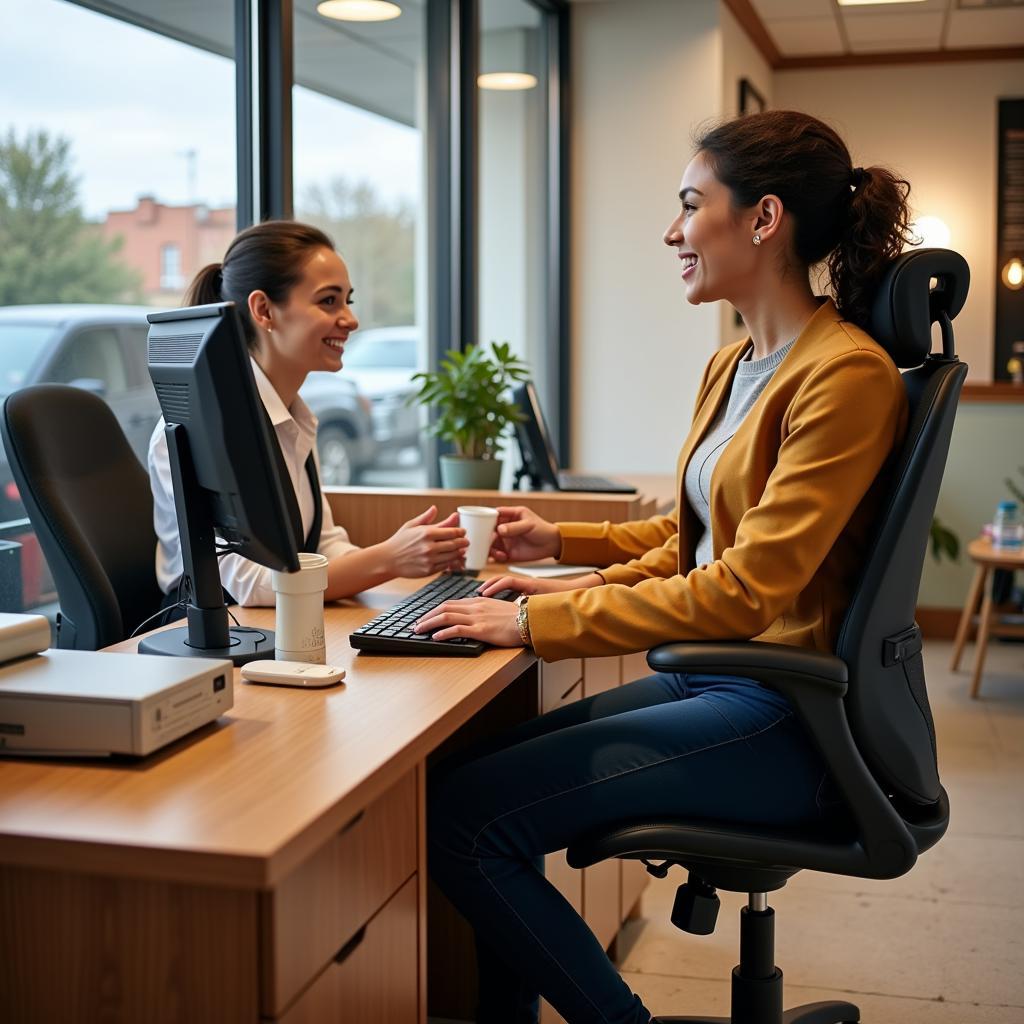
[138,424,276,667]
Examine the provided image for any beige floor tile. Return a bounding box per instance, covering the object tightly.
[942,774,1024,838]
[621,969,1024,1023]
[619,874,1023,1009]
[793,833,1024,908]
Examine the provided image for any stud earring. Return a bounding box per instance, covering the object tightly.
[752,233,762,246]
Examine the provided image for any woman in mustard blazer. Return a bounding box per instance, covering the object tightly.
[420,110,913,1024]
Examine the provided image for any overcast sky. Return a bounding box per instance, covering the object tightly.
[0,0,420,219]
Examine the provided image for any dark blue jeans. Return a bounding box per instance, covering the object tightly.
[428,671,830,1024]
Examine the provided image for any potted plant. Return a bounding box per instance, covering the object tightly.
[411,341,529,489]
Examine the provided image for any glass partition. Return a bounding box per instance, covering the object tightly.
[293,0,427,487]
[0,0,236,615]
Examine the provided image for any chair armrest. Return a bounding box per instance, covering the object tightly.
[647,641,916,876]
[647,641,847,694]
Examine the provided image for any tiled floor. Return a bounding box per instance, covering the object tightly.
[615,639,1024,1023]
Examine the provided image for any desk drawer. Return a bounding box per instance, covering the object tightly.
[261,770,417,1016]
[540,659,583,713]
[276,876,418,1024]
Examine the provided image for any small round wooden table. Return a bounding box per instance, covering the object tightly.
[950,536,1024,698]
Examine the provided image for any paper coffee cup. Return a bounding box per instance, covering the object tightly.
[458,505,499,571]
[272,552,329,663]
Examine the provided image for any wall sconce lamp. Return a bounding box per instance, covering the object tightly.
[1002,257,1024,291]
[316,1,401,22]
[910,215,951,251]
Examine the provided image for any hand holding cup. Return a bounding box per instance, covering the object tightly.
[458,505,499,570]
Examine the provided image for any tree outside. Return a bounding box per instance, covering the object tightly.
[0,128,141,306]
[298,178,415,329]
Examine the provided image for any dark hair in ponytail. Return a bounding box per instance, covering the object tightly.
[695,110,914,330]
[184,220,335,348]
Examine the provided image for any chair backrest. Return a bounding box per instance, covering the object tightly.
[837,249,970,808]
[0,384,164,650]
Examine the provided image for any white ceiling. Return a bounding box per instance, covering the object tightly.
[750,0,1024,57]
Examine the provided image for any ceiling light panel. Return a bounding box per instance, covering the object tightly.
[843,11,946,50]
[765,15,845,54]
[749,0,833,18]
[946,5,1024,42]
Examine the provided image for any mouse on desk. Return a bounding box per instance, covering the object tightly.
[240,660,345,689]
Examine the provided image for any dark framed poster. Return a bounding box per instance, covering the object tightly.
[739,78,766,117]
[995,98,1024,383]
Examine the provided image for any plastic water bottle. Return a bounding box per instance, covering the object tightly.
[992,501,1024,552]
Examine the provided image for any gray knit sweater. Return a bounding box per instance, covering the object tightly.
[683,339,795,567]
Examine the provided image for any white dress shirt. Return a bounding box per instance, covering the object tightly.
[149,359,359,606]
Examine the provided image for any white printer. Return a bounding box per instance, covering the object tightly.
[0,613,233,757]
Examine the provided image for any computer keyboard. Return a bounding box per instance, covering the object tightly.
[556,471,637,494]
[349,573,517,656]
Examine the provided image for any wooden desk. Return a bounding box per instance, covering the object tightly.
[0,580,648,1023]
[950,536,1024,698]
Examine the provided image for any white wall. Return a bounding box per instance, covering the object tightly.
[775,60,1024,382]
[570,0,723,474]
[718,2,773,347]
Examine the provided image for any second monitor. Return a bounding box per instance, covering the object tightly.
[512,381,636,495]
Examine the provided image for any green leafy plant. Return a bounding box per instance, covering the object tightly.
[410,342,530,460]
[929,516,960,563]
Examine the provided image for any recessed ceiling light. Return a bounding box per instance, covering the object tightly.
[837,0,928,6]
[316,0,401,22]
[477,72,538,91]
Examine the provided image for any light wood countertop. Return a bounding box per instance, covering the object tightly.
[0,576,534,891]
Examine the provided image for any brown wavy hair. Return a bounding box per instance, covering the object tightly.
[185,220,335,348]
[695,110,914,330]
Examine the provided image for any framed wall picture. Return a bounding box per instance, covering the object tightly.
[739,78,766,118]
[995,98,1024,383]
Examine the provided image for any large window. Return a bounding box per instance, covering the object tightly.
[0,0,570,620]
[479,0,557,483]
[0,0,236,615]
[293,0,427,487]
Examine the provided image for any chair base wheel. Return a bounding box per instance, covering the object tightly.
[653,1000,859,1024]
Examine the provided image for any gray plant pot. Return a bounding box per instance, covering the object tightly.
[439,456,503,490]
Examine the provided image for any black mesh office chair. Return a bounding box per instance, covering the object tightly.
[566,249,970,1024]
[0,384,164,650]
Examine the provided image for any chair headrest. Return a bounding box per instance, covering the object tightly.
[868,248,970,368]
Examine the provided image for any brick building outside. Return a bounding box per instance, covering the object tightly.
[102,196,236,306]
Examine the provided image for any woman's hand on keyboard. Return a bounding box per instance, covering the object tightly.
[477,574,600,597]
[489,507,562,563]
[384,506,469,577]
[414,597,522,647]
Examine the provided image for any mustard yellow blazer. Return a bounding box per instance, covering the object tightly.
[527,299,908,662]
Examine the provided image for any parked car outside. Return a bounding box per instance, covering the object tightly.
[0,304,377,521]
[340,325,423,456]
[297,372,376,485]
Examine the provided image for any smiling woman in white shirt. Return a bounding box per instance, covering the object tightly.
[149,220,468,608]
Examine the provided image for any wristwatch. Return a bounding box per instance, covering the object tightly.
[515,595,532,648]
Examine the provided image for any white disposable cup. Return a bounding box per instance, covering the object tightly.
[271,552,329,664]
[458,505,499,571]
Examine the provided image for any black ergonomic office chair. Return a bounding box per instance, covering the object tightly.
[0,384,164,650]
[566,248,970,1024]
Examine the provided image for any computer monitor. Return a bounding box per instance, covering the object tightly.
[139,302,301,665]
[512,380,563,489]
[512,381,637,494]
